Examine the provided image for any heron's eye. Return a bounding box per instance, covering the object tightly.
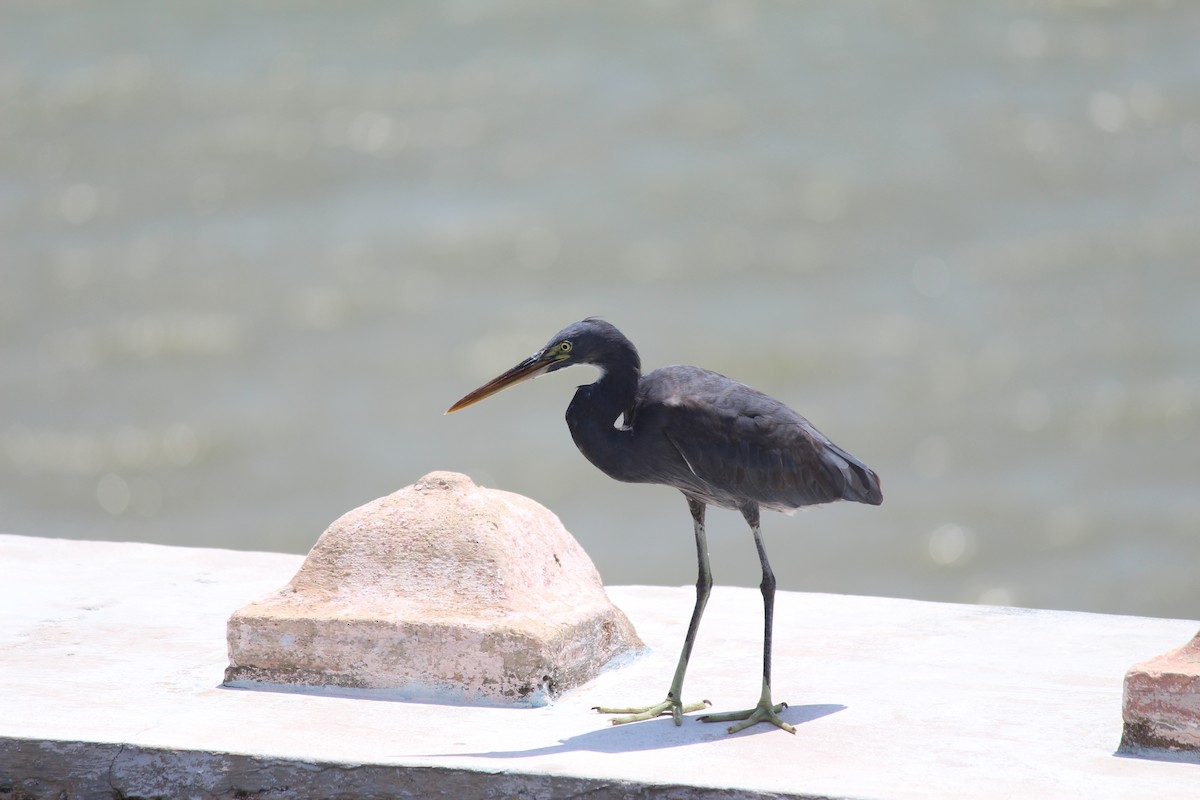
[558,341,573,354]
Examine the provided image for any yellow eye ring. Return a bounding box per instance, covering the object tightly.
[558,341,572,353]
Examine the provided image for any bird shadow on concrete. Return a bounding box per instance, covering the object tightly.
[430,703,846,758]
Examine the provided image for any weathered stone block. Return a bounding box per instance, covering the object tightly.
[224,471,643,706]
[1120,628,1200,753]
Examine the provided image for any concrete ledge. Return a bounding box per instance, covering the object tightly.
[2,533,1199,799]
[1,741,718,800]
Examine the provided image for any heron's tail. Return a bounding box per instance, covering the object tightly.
[828,444,883,506]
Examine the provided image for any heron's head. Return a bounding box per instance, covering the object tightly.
[446,318,636,413]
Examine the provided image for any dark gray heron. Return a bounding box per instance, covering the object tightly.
[447,318,882,733]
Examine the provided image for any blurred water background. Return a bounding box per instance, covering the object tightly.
[3,1,1198,619]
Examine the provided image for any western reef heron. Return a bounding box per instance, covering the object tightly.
[447,318,882,733]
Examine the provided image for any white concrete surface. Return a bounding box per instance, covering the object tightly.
[1,533,1197,799]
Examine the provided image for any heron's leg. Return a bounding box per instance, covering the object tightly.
[699,505,796,734]
[593,496,712,725]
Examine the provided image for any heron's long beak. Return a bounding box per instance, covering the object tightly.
[446,353,553,413]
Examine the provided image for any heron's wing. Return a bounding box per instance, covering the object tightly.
[642,366,879,509]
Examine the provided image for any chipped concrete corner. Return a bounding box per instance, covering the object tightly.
[224,471,644,705]
[1120,628,1200,754]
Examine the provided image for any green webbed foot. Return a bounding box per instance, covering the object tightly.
[697,678,796,734]
[593,696,711,726]
[699,700,795,734]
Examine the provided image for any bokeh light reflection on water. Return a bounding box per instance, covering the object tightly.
[3,1,1198,618]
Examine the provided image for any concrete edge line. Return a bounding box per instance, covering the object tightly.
[0,737,826,800]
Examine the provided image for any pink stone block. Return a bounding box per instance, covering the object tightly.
[224,471,643,706]
[1121,629,1200,753]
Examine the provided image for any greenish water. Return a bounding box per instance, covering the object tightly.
[3,1,1198,618]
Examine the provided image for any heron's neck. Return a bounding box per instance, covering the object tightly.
[565,356,640,480]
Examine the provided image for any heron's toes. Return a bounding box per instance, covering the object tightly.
[698,699,796,734]
[593,697,711,726]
